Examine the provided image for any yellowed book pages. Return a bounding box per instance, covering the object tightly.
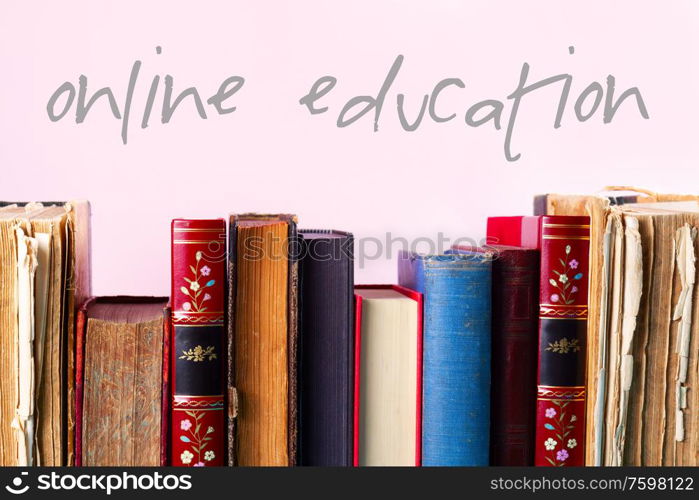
[81,300,166,466]
[356,289,418,466]
[234,221,290,466]
[672,224,695,444]
[603,213,624,465]
[28,207,69,466]
[623,213,655,465]
[0,201,90,466]
[615,216,642,465]
[543,190,699,465]
[0,214,20,464]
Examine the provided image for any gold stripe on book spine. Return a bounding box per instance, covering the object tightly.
[539,385,586,390]
[538,316,587,321]
[540,307,588,316]
[540,303,587,308]
[538,386,585,398]
[173,401,224,408]
[542,223,591,229]
[174,395,225,398]
[541,235,590,240]
[173,408,224,412]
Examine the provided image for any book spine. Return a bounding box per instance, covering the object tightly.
[74,298,94,467]
[352,284,424,466]
[298,233,354,466]
[399,253,492,466]
[171,219,226,467]
[161,307,172,466]
[534,216,589,466]
[490,249,539,466]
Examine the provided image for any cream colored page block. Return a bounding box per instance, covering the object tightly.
[358,290,418,466]
[13,227,38,466]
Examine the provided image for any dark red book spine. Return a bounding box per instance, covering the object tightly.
[171,219,226,467]
[487,247,539,466]
[533,216,589,466]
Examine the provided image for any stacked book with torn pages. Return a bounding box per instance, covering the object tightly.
[0,201,91,466]
[536,188,699,466]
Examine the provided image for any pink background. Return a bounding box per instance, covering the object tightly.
[1,1,697,296]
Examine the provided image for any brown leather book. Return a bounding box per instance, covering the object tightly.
[227,214,299,466]
[75,296,169,466]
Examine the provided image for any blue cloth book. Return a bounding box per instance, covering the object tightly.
[398,250,492,466]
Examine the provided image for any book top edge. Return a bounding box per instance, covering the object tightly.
[299,229,353,239]
[230,213,298,224]
[399,250,493,263]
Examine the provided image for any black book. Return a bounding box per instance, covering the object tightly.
[298,230,354,466]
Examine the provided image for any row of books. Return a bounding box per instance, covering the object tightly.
[0,189,697,467]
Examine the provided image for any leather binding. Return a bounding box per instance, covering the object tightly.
[298,230,354,466]
[453,245,539,466]
[398,251,492,466]
[74,299,90,467]
[74,296,169,466]
[353,284,423,466]
[227,214,299,466]
[171,219,226,467]
[161,306,172,466]
[528,216,590,466]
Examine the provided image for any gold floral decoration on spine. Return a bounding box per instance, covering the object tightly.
[545,337,580,354]
[180,345,217,362]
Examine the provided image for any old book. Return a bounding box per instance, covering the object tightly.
[527,216,590,466]
[539,190,699,465]
[228,214,299,466]
[354,285,423,466]
[298,230,354,466]
[75,297,169,466]
[171,219,226,467]
[398,251,492,466]
[600,204,699,465]
[453,244,539,466]
[0,201,91,466]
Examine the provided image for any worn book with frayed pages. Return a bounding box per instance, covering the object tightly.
[0,201,91,466]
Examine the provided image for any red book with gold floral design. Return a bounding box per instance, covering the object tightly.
[531,216,589,466]
[171,219,226,466]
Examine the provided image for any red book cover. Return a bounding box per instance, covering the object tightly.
[531,216,590,466]
[353,284,423,466]
[453,245,539,466]
[171,219,226,467]
[486,216,541,249]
